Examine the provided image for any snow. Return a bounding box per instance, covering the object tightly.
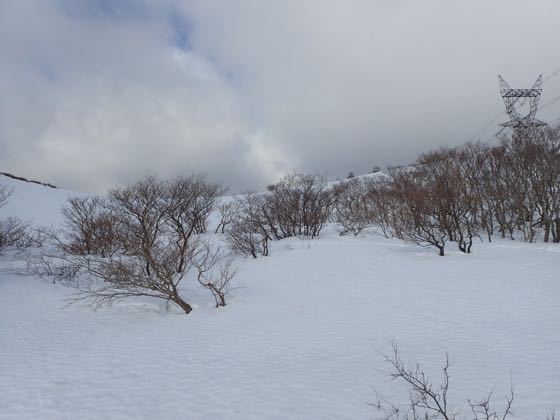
[0,174,78,227]
[1,176,559,419]
[327,171,390,188]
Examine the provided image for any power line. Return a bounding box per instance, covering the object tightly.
[466,113,506,143]
[543,69,560,83]
[539,93,560,112]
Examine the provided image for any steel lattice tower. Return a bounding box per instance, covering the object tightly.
[498,75,547,133]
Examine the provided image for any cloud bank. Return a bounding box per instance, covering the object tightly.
[1,0,559,192]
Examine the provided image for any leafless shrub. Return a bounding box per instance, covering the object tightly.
[14,226,47,250]
[468,388,514,420]
[0,184,12,208]
[65,237,198,313]
[269,173,334,239]
[165,175,225,273]
[0,184,42,253]
[334,177,397,237]
[226,211,269,258]
[225,174,334,257]
[350,124,560,251]
[34,175,234,314]
[335,178,374,236]
[26,252,80,284]
[332,168,454,254]
[374,148,486,255]
[370,181,401,239]
[215,200,241,234]
[61,196,120,257]
[416,149,481,253]
[191,241,237,307]
[224,193,270,258]
[373,341,517,420]
[387,170,448,256]
[498,127,560,243]
[167,174,225,238]
[458,126,560,244]
[0,217,29,254]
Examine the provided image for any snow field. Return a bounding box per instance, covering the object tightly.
[1,176,559,419]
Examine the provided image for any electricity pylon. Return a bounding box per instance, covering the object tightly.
[498,75,547,134]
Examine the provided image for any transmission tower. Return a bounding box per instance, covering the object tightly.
[498,75,547,134]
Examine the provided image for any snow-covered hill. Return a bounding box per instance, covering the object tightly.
[0,174,77,227]
[1,175,559,419]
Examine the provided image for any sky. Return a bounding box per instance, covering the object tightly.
[1,0,560,192]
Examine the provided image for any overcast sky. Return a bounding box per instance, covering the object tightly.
[1,0,560,192]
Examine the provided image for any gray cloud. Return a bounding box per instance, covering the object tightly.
[1,0,560,192]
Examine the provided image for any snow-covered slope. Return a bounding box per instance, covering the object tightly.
[1,176,559,419]
[327,171,390,188]
[0,174,78,227]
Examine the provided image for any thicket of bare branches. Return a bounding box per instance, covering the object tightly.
[383,149,482,256]
[389,169,451,256]
[332,177,396,238]
[372,341,532,420]
[226,215,269,259]
[0,184,11,208]
[191,242,237,307]
[34,175,234,314]
[0,184,32,254]
[335,125,560,255]
[334,178,375,236]
[267,173,334,238]
[61,196,119,257]
[0,217,29,254]
[215,200,241,234]
[167,174,226,238]
[225,174,334,257]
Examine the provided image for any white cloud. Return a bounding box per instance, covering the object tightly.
[1,0,560,191]
[0,0,295,191]
[244,131,296,186]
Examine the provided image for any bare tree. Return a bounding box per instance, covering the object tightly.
[388,169,448,256]
[468,388,514,420]
[38,175,235,314]
[108,176,169,277]
[373,341,516,420]
[0,217,28,254]
[334,178,375,236]
[278,173,334,238]
[58,177,194,313]
[458,142,495,242]
[215,200,241,234]
[414,149,482,254]
[504,127,560,243]
[0,184,12,209]
[166,175,225,272]
[226,215,269,258]
[0,184,30,254]
[368,181,401,239]
[362,125,560,250]
[224,174,334,257]
[61,196,119,257]
[190,241,237,307]
[465,126,560,244]
[167,174,225,238]
[225,194,270,258]
[335,176,402,238]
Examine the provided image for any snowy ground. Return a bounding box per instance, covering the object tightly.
[1,176,559,419]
